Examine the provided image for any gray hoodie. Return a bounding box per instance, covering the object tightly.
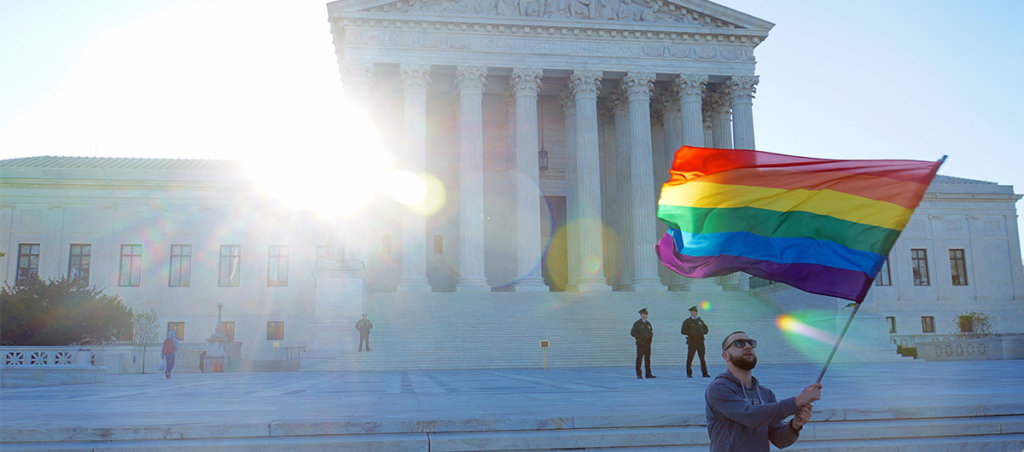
[705,371,800,452]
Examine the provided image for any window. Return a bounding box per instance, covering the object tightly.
[382,234,392,255]
[885,316,896,334]
[119,244,142,287]
[267,246,289,287]
[219,245,241,287]
[874,257,891,286]
[911,248,930,286]
[169,245,191,287]
[958,315,974,334]
[949,249,968,286]
[921,316,935,333]
[68,244,91,285]
[220,321,235,341]
[267,321,284,340]
[316,245,328,268]
[167,322,185,341]
[16,243,40,284]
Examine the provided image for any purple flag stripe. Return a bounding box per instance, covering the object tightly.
[656,233,874,302]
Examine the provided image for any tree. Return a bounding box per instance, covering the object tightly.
[954,311,991,338]
[133,309,160,373]
[0,277,133,345]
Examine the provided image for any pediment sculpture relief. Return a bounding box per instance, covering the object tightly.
[369,0,738,27]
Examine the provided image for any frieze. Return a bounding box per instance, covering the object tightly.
[346,28,754,62]
[366,0,738,28]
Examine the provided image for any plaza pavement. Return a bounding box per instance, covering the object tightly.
[2,360,1023,451]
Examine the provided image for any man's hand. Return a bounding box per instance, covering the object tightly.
[790,404,813,432]
[795,382,822,407]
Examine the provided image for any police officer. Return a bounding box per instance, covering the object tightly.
[631,308,656,379]
[681,305,710,378]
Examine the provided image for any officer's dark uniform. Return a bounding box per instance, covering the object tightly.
[680,306,710,377]
[631,308,655,379]
[355,315,373,351]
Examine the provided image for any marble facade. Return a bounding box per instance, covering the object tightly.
[328,0,771,293]
[1,0,1022,365]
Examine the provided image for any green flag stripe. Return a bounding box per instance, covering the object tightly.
[656,205,901,256]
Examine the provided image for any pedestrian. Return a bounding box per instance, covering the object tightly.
[681,305,710,378]
[161,330,179,379]
[705,331,822,451]
[355,313,373,351]
[630,308,655,379]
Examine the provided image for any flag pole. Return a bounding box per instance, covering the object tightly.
[816,302,861,383]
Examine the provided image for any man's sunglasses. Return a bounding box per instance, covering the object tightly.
[725,338,758,350]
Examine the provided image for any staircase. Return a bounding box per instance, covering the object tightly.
[302,289,903,372]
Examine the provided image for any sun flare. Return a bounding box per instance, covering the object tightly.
[242,101,393,220]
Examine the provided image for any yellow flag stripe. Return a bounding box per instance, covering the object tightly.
[658,181,913,230]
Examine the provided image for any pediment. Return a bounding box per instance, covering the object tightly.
[331,0,773,30]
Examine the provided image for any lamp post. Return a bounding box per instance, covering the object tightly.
[538,95,549,172]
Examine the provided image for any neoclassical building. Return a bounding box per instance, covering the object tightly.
[328,0,770,294]
[2,0,1022,368]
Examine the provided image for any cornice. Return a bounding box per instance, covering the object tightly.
[333,15,768,44]
[329,0,774,32]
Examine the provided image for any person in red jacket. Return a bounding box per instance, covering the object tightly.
[161,330,179,379]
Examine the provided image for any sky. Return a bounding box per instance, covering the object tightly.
[1,0,1023,247]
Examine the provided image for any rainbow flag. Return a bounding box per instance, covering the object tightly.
[656,146,944,302]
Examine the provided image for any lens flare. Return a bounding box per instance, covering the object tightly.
[388,171,446,216]
[700,301,712,311]
[242,100,393,220]
[775,314,835,344]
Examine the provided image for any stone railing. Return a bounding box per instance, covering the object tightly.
[3,346,93,367]
[1,346,110,387]
[891,333,1024,361]
[280,345,306,360]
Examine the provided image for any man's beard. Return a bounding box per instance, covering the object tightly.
[730,353,757,370]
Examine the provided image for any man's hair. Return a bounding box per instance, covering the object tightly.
[722,330,746,351]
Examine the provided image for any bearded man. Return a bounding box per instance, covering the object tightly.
[704,331,823,452]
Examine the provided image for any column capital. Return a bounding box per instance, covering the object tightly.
[510,67,543,95]
[655,87,681,114]
[622,71,655,101]
[559,88,576,113]
[341,60,374,102]
[569,70,602,99]
[456,66,488,94]
[708,87,732,114]
[606,86,628,115]
[674,73,707,98]
[728,75,759,101]
[400,63,431,91]
[340,60,373,83]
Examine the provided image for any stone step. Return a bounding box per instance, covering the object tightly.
[9,417,1022,451]
[300,290,902,371]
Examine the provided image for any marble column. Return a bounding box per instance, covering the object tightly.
[609,89,632,290]
[623,71,666,291]
[510,68,549,291]
[337,60,375,275]
[708,87,746,291]
[702,100,714,148]
[658,89,687,291]
[729,75,759,150]
[709,88,733,149]
[661,90,683,159]
[455,66,490,292]
[560,90,579,290]
[676,74,707,148]
[570,69,611,291]
[397,63,432,292]
[340,60,373,106]
[675,73,721,292]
